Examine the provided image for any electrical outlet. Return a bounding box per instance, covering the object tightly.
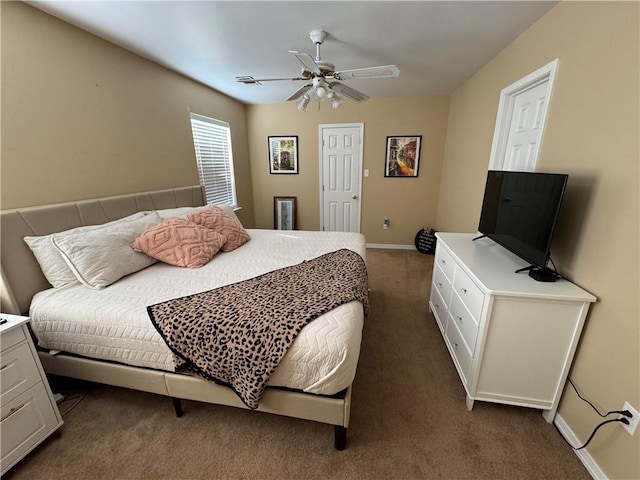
[622,402,639,436]
[383,218,389,229]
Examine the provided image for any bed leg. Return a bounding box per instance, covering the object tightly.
[171,397,183,418]
[334,426,347,451]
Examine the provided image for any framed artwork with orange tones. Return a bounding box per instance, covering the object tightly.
[384,136,422,177]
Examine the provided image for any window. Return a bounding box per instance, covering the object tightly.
[189,113,237,206]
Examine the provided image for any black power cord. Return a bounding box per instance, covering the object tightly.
[556,379,633,450]
[547,257,563,280]
[568,379,632,418]
[558,417,629,450]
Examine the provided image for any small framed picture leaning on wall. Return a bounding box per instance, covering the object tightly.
[269,136,299,174]
[274,196,297,230]
[384,135,422,177]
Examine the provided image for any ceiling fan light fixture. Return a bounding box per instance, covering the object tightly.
[331,96,344,109]
[297,95,310,111]
[315,85,327,99]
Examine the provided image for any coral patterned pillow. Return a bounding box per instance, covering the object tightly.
[132,218,225,268]
[187,207,250,252]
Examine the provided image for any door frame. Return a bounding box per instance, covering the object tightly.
[318,123,364,232]
[488,58,559,171]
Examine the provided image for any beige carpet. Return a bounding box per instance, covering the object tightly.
[6,249,589,480]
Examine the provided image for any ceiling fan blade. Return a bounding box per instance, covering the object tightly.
[289,51,321,75]
[330,82,370,103]
[286,84,313,102]
[334,65,400,80]
[236,76,307,85]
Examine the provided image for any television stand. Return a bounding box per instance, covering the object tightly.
[514,265,559,282]
[428,232,596,422]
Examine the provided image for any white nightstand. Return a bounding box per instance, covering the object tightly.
[1,314,63,475]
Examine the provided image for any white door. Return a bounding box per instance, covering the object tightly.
[502,80,549,171]
[319,124,363,232]
[489,59,559,172]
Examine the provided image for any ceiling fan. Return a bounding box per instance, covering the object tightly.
[236,29,399,110]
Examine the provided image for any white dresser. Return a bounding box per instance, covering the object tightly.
[429,233,596,422]
[1,314,63,475]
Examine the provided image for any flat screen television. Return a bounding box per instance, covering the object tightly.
[476,170,568,282]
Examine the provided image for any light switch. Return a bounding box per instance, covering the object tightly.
[364,169,369,177]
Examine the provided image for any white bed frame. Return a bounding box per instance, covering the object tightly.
[0,186,351,450]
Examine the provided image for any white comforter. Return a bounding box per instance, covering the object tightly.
[29,229,366,395]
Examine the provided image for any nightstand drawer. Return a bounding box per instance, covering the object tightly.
[452,269,484,320]
[0,327,26,353]
[1,383,60,471]
[1,343,41,404]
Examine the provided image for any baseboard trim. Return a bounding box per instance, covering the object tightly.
[366,243,415,250]
[554,414,606,480]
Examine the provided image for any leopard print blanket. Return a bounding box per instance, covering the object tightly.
[147,249,369,409]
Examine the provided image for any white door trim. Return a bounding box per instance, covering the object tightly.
[318,123,364,231]
[488,58,559,170]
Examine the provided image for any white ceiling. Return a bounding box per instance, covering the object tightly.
[28,1,557,105]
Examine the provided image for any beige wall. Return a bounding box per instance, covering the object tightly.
[0,2,255,226]
[436,2,639,478]
[246,96,449,244]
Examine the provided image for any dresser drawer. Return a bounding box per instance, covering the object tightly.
[432,264,452,305]
[1,383,60,473]
[430,283,448,334]
[435,245,456,282]
[1,343,41,404]
[452,268,484,320]
[450,292,480,353]
[0,327,26,353]
[445,319,472,385]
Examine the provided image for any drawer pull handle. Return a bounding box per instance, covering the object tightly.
[434,304,439,309]
[461,288,467,294]
[453,342,459,349]
[456,316,463,322]
[1,403,26,422]
[441,260,446,264]
[437,282,443,287]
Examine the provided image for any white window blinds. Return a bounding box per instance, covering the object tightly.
[189,113,237,206]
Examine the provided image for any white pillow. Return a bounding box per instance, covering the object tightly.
[24,211,150,288]
[155,205,208,219]
[217,205,243,227]
[24,235,79,288]
[51,212,162,289]
[156,204,242,226]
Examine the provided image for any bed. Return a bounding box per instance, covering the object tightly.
[0,186,368,450]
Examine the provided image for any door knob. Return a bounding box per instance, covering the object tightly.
[352,194,358,199]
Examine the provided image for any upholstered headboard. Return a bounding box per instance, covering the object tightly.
[0,185,205,315]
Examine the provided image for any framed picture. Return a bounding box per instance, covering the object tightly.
[269,136,299,174]
[273,196,297,230]
[384,135,422,177]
